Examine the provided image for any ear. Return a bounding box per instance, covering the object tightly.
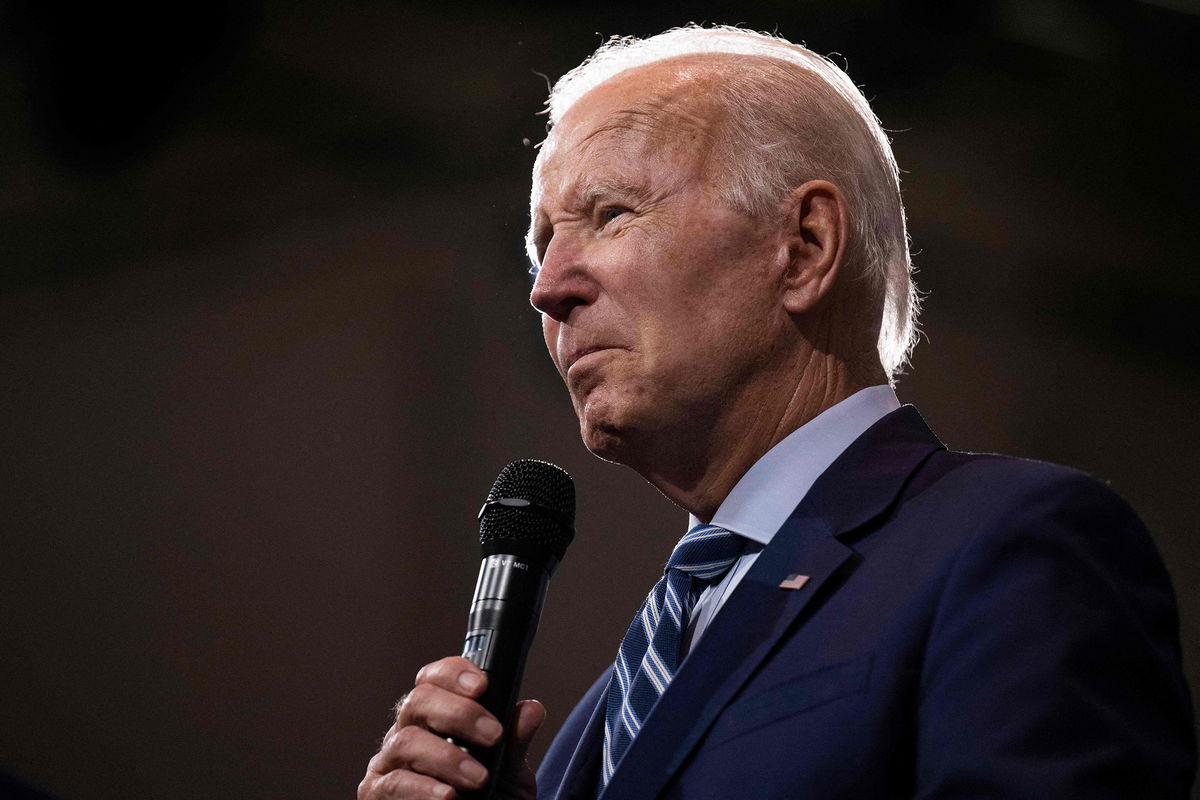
[776,180,848,315]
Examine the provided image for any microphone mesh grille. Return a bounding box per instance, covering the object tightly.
[479,459,575,560]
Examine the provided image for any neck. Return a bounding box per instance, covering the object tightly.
[634,348,882,521]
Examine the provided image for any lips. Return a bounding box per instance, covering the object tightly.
[563,345,617,372]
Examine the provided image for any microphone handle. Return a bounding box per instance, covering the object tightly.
[457,554,553,800]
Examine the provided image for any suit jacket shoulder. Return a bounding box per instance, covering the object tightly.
[540,406,1196,800]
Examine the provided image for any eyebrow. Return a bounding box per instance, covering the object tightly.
[580,178,653,207]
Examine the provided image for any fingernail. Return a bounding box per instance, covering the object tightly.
[460,758,487,785]
[475,716,502,743]
[458,672,483,692]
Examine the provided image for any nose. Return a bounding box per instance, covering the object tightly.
[529,234,598,322]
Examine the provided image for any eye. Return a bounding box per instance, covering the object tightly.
[528,224,551,270]
[598,205,631,226]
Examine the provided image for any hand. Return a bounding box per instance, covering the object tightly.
[358,656,546,800]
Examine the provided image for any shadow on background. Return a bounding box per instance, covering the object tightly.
[1,1,1196,797]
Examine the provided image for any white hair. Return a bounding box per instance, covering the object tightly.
[536,24,919,380]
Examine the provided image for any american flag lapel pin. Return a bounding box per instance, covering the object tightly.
[779,573,810,590]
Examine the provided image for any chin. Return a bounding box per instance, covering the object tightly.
[579,419,629,464]
[576,404,642,466]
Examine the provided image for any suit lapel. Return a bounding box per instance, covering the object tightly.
[599,525,852,800]
[599,406,944,800]
[549,668,611,800]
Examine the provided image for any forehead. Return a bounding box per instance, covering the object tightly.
[534,61,727,199]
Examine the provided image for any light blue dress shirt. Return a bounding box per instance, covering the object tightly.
[682,385,901,653]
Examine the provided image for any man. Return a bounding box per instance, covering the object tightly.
[359,25,1195,800]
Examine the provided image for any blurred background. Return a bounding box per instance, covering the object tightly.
[1,0,1196,797]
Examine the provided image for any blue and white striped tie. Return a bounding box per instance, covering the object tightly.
[599,523,744,790]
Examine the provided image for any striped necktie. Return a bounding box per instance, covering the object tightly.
[599,523,744,790]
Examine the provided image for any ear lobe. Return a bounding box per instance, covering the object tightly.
[779,180,847,315]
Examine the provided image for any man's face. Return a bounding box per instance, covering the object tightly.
[528,63,790,465]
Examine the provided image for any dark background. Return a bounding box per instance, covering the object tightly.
[1,1,1197,797]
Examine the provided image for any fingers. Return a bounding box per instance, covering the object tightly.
[370,725,489,790]
[359,656,505,800]
[359,766,457,800]
[392,656,486,731]
[413,656,488,699]
[397,671,502,746]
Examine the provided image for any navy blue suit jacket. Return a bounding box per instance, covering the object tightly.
[537,406,1195,799]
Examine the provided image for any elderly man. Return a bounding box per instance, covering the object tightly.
[359,26,1194,800]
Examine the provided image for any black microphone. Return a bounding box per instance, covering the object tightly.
[458,459,575,800]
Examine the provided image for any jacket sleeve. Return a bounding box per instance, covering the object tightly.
[914,471,1195,798]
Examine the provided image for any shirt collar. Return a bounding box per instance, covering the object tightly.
[688,385,901,545]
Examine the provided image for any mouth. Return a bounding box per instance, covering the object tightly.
[564,345,617,373]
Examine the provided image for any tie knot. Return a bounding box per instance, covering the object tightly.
[666,523,744,585]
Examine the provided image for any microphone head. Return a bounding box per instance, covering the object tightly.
[479,459,575,563]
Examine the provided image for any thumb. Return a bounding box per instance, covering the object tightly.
[496,700,547,799]
[506,699,547,766]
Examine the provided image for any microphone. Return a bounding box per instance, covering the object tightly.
[458,459,575,800]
